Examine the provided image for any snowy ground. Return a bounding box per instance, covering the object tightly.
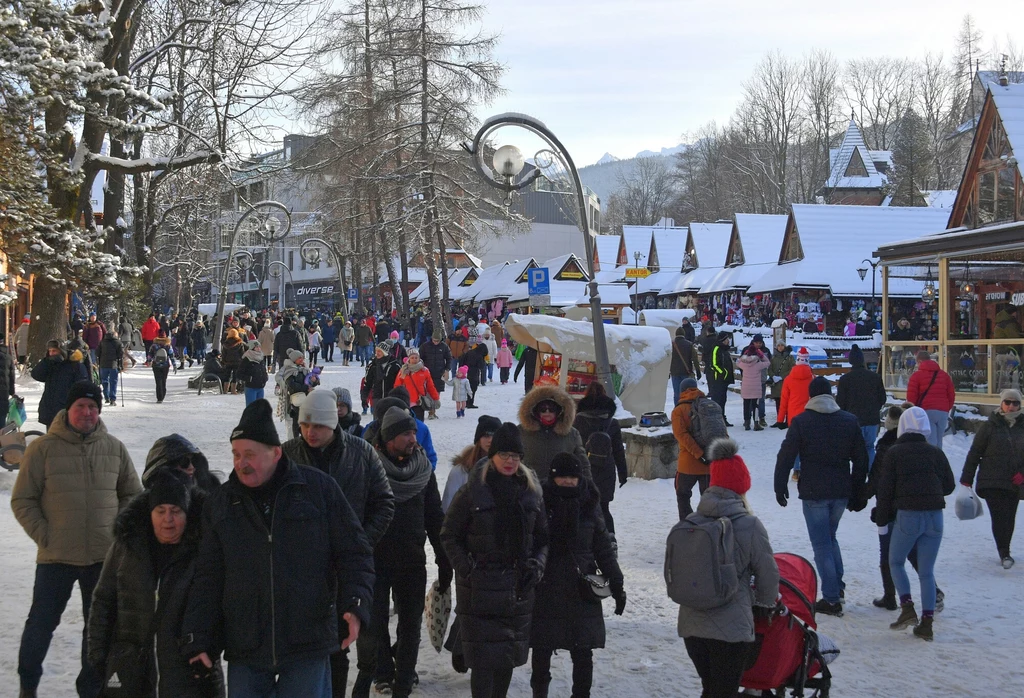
[2,356,1023,697]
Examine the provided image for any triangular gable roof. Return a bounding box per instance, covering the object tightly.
[686,222,732,269]
[825,118,886,190]
[551,253,589,281]
[593,235,620,272]
[620,226,654,268]
[507,254,586,306]
[700,214,787,294]
[950,82,1024,230]
[747,205,949,296]
[408,267,479,302]
[450,261,506,302]
[651,226,688,272]
[469,258,537,301]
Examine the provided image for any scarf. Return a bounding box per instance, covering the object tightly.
[379,449,431,503]
[1000,410,1024,426]
[487,467,525,562]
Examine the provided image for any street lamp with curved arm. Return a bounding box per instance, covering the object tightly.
[268,260,294,307]
[213,201,291,350]
[463,112,613,395]
[299,237,349,317]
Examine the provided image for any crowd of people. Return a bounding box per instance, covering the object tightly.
[6,304,1024,698]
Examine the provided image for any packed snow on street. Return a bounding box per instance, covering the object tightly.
[2,358,1022,697]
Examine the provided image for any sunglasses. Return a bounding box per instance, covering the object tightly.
[538,406,559,414]
[1004,400,1021,407]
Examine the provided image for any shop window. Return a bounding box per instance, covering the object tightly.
[882,344,939,392]
[947,252,1024,341]
[948,345,991,395]
[884,264,939,342]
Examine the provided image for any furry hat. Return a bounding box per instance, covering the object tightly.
[707,438,751,495]
[898,406,931,438]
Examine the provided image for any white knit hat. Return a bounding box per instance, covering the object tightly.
[795,346,810,365]
[897,406,931,438]
[298,388,339,430]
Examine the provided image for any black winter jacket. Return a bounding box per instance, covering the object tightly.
[372,446,448,572]
[0,345,16,406]
[441,464,548,670]
[459,345,486,374]
[273,327,303,364]
[180,457,375,668]
[530,478,621,651]
[774,395,869,501]
[191,327,207,353]
[362,356,400,404]
[88,491,225,697]
[419,339,451,382]
[836,367,887,427]
[960,412,1024,495]
[97,335,124,370]
[572,393,627,503]
[31,355,90,427]
[235,357,269,390]
[283,430,395,546]
[670,334,701,379]
[875,433,956,523]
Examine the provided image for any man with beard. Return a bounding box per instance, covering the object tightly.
[351,408,450,698]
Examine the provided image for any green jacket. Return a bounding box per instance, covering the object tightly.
[768,349,796,400]
[11,412,141,565]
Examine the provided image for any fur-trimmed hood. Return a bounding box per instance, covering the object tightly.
[576,392,616,419]
[113,487,207,554]
[518,385,576,435]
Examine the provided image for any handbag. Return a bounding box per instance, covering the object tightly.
[573,552,611,602]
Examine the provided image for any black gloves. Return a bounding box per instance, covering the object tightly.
[772,421,788,430]
[776,491,788,508]
[611,579,626,615]
[699,456,710,466]
[520,559,544,593]
[847,498,867,513]
[618,478,627,488]
[438,563,454,591]
[188,661,221,698]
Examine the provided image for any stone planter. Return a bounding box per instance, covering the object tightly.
[622,426,678,480]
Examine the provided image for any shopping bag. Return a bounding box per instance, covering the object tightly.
[954,484,984,521]
[424,579,452,653]
[8,397,26,427]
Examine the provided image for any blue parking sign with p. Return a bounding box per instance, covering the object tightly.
[528,267,550,295]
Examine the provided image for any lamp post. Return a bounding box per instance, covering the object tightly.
[464,113,614,396]
[856,258,880,304]
[633,250,642,325]
[213,201,291,350]
[268,260,294,308]
[299,237,349,317]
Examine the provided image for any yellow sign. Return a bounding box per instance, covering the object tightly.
[559,269,585,280]
[625,268,651,278]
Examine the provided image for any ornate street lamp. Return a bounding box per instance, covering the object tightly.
[464,113,614,395]
[299,237,349,317]
[268,260,294,307]
[858,257,880,306]
[213,201,291,350]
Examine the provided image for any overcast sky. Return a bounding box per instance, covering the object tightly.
[475,1,1023,166]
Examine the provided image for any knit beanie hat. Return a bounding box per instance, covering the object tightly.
[376,342,390,354]
[898,406,931,438]
[388,386,412,408]
[432,328,444,341]
[66,380,103,412]
[707,438,751,495]
[795,346,810,365]
[884,404,904,431]
[488,422,525,457]
[298,388,339,430]
[501,339,508,347]
[230,399,281,446]
[808,376,832,397]
[390,330,400,340]
[549,452,582,479]
[474,415,502,444]
[457,365,469,378]
[381,406,417,443]
[286,348,304,362]
[372,396,408,421]
[1000,388,1023,403]
[333,387,354,411]
[679,377,698,392]
[848,344,865,368]
[147,469,191,512]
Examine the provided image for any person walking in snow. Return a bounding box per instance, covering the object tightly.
[677,438,779,698]
[736,343,770,431]
[774,377,869,617]
[339,321,356,366]
[362,343,401,411]
[235,341,269,405]
[495,339,514,385]
[444,415,501,512]
[393,347,440,421]
[31,340,90,429]
[906,350,956,450]
[284,388,395,698]
[776,346,814,478]
[447,366,473,418]
[671,377,712,520]
[706,331,735,426]
[308,322,323,367]
[670,325,702,406]
[11,381,142,698]
[14,314,31,366]
[572,381,628,535]
[518,385,591,483]
[272,316,303,370]
[441,422,549,698]
[117,316,138,368]
[959,388,1024,569]
[529,453,624,698]
[874,406,955,641]
[836,344,888,467]
[332,387,364,436]
[257,321,275,372]
[97,332,124,407]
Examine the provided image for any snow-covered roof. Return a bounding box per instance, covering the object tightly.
[632,269,678,295]
[621,226,653,267]
[747,204,950,296]
[408,267,478,302]
[508,279,587,307]
[990,82,1024,178]
[594,235,621,272]
[450,261,505,302]
[651,226,688,271]
[688,222,731,268]
[824,118,887,190]
[922,190,958,209]
[699,214,787,294]
[594,267,625,284]
[589,283,632,306]
[467,258,536,302]
[654,271,684,297]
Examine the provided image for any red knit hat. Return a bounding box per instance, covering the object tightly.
[795,346,810,365]
[707,438,751,494]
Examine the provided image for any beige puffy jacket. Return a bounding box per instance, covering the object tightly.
[11,411,141,565]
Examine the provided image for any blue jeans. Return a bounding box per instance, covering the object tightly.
[889,509,942,612]
[100,367,118,402]
[487,363,494,380]
[802,499,847,603]
[245,387,265,405]
[228,655,331,698]
[925,410,948,450]
[19,563,103,696]
[671,375,684,406]
[861,424,879,470]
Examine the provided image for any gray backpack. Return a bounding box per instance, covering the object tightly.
[685,395,729,449]
[664,514,738,610]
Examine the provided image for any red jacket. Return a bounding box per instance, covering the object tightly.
[141,318,161,342]
[907,360,956,412]
[778,363,813,424]
[394,365,439,405]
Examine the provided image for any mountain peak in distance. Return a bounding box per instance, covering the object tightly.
[595,152,619,165]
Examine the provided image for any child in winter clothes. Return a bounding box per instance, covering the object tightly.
[446,365,473,417]
[495,339,515,384]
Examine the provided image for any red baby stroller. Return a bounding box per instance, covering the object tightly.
[741,553,837,698]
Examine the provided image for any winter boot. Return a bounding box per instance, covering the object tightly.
[873,595,898,610]
[913,615,934,641]
[1002,556,1015,569]
[874,564,898,609]
[744,421,751,431]
[890,601,918,630]
[759,416,768,427]
[530,672,551,698]
[814,599,843,617]
[754,422,764,431]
